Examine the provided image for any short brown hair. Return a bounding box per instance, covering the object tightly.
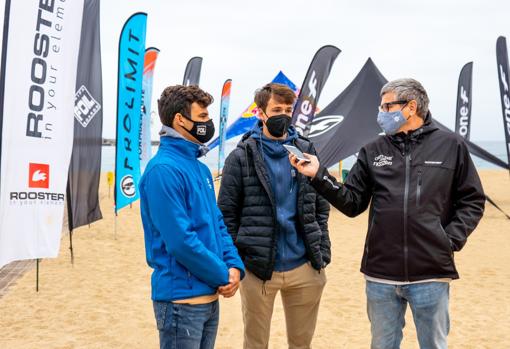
[158,85,214,127]
[254,83,296,112]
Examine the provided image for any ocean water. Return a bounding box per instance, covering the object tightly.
[101,140,508,173]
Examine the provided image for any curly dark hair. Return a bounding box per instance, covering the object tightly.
[254,83,296,112]
[158,85,214,127]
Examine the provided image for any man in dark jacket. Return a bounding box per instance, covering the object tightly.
[140,85,244,349]
[290,78,485,349]
[218,83,331,349]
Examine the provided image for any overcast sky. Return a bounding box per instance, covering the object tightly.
[3,0,510,142]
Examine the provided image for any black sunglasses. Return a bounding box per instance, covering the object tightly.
[379,100,409,112]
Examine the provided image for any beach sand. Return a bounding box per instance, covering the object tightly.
[0,170,509,348]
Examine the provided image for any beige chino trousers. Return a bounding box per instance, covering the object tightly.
[240,262,327,349]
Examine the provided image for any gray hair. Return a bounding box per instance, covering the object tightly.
[380,78,429,118]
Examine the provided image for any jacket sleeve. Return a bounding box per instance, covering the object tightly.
[217,151,244,243]
[310,147,373,217]
[315,193,331,266]
[308,143,331,266]
[145,166,229,288]
[216,205,246,279]
[444,141,485,251]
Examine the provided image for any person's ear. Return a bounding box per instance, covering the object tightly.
[175,113,187,127]
[408,100,418,117]
[256,108,265,121]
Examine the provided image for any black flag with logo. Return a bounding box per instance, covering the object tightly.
[496,36,510,173]
[454,62,473,140]
[308,58,509,170]
[183,56,203,86]
[308,58,385,167]
[291,45,341,137]
[67,0,103,231]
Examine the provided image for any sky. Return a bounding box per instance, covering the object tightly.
[4,0,510,142]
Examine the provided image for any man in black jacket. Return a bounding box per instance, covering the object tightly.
[290,78,485,349]
[218,83,330,349]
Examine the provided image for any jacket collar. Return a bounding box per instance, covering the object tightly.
[159,125,209,158]
[389,111,438,145]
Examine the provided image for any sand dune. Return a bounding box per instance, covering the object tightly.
[0,170,509,348]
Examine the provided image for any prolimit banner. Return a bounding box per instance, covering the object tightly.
[217,79,232,175]
[115,12,147,212]
[140,47,159,173]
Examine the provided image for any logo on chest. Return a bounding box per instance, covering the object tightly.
[373,155,393,167]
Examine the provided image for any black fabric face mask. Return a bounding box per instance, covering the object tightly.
[265,114,292,138]
[181,114,215,144]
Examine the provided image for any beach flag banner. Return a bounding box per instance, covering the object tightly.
[114,13,147,213]
[307,58,509,171]
[0,0,84,268]
[67,0,104,233]
[183,56,202,86]
[496,36,510,174]
[208,71,298,149]
[292,45,341,137]
[140,47,159,174]
[217,79,232,177]
[454,62,473,140]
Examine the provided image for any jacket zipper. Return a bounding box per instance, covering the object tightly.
[416,170,422,208]
[403,141,411,281]
[364,215,376,268]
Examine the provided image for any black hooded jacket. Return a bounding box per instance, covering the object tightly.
[311,114,485,281]
[218,126,331,281]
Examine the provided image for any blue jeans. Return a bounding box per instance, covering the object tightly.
[153,300,219,349]
[366,281,450,349]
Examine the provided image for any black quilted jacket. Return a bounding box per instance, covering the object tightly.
[218,129,331,281]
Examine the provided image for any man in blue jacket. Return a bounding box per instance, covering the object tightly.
[139,85,245,349]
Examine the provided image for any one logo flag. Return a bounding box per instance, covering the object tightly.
[454,62,473,140]
[183,56,202,86]
[29,163,50,189]
[496,36,510,173]
[115,12,147,213]
[67,0,104,231]
[217,79,232,176]
[292,45,341,137]
[0,0,85,268]
[140,47,159,173]
[208,71,298,149]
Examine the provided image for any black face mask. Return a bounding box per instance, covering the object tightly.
[264,114,292,138]
[181,114,215,144]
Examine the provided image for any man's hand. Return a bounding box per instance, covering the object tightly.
[218,268,241,298]
[289,153,320,178]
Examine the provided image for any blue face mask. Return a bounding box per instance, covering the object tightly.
[377,110,409,135]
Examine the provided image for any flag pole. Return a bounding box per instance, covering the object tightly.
[69,230,74,265]
[36,259,40,292]
[66,181,74,265]
[338,160,343,183]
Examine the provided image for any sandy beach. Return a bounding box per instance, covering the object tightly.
[0,169,509,349]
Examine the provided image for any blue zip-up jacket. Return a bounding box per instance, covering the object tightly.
[250,125,307,272]
[139,128,245,302]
